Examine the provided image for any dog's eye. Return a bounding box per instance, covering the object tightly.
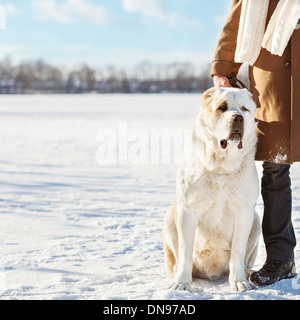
[217,103,228,112]
[241,106,249,112]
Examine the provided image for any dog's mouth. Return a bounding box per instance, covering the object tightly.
[220,132,243,150]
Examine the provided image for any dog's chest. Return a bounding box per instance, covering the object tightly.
[190,172,238,201]
[186,174,239,240]
[185,171,242,220]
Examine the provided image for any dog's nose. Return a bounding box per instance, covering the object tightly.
[232,114,244,123]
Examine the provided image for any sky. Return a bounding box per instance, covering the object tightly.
[0,0,231,69]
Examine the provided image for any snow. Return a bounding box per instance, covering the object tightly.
[274,153,288,164]
[270,146,288,164]
[0,94,299,300]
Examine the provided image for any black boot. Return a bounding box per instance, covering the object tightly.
[250,259,297,286]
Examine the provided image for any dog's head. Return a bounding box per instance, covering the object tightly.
[200,87,257,151]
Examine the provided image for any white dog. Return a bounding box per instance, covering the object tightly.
[163,87,260,292]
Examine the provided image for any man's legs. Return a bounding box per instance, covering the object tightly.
[261,161,296,261]
[250,161,297,286]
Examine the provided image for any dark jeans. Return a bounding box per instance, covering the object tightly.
[261,162,296,262]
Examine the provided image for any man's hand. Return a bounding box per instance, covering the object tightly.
[213,74,232,88]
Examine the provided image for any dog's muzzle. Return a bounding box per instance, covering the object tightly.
[220,114,244,150]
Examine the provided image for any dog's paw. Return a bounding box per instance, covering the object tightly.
[170,281,192,291]
[230,279,255,292]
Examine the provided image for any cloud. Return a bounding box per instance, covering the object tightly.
[56,45,92,52]
[5,4,22,16]
[0,45,33,53]
[214,15,227,26]
[167,13,201,29]
[31,0,109,25]
[121,0,201,29]
[121,0,166,20]
[214,2,231,26]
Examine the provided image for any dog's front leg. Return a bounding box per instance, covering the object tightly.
[229,211,255,292]
[171,208,196,291]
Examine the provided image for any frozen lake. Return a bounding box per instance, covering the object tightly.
[0,94,299,300]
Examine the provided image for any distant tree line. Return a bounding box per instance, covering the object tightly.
[0,57,214,94]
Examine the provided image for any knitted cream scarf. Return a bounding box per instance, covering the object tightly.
[235,0,300,66]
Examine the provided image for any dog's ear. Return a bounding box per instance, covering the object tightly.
[202,87,216,101]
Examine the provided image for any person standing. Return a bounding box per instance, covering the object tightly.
[211,0,299,286]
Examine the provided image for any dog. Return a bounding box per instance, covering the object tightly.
[163,87,260,292]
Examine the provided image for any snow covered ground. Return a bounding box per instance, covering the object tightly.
[0,94,299,300]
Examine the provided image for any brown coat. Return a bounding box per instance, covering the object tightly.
[211,0,300,164]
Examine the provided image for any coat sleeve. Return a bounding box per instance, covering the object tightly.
[210,0,243,78]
